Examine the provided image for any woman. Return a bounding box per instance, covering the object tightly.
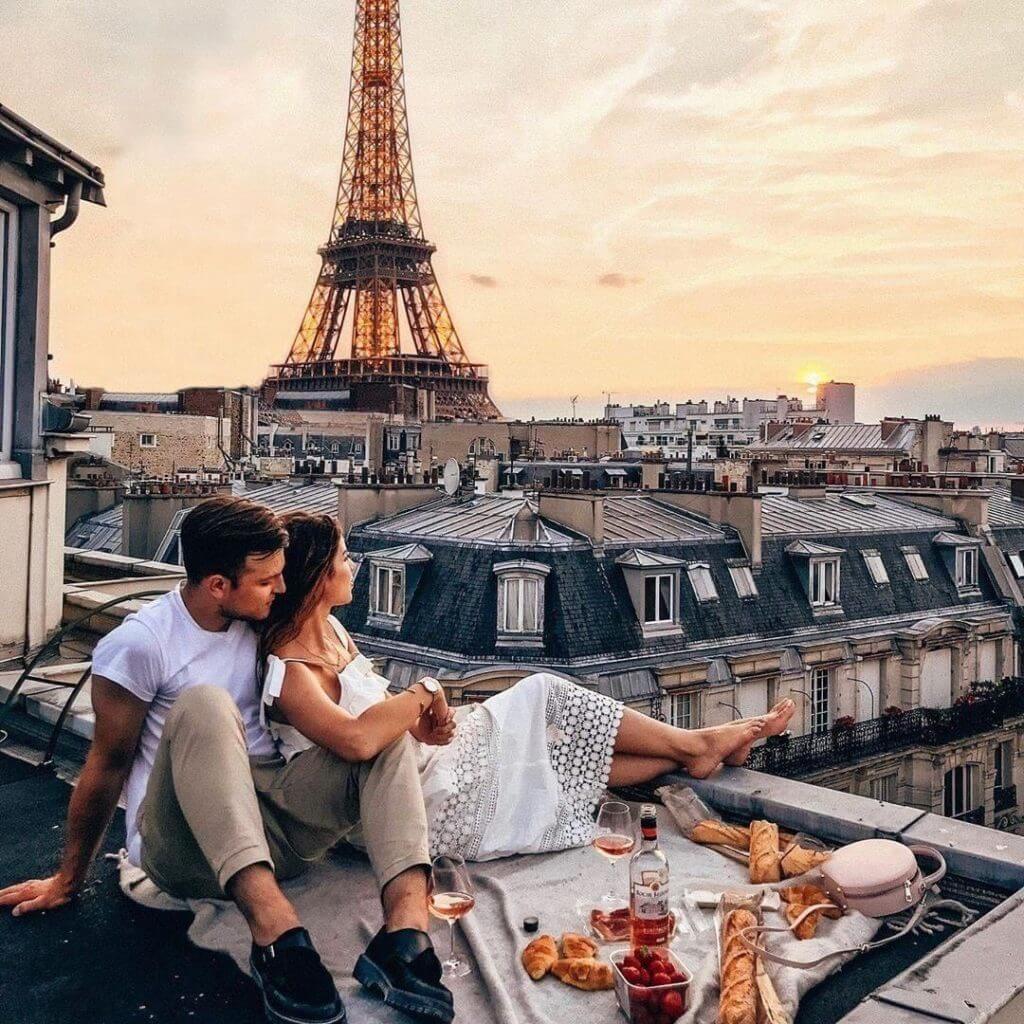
[259,513,795,862]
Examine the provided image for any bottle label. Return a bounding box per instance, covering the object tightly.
[632,881,670,920]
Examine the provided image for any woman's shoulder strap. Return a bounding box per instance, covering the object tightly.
[327,614,352,649]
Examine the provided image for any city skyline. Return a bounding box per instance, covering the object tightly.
[4,0,1023,426]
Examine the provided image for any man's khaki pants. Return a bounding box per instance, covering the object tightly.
[137,685,430,901]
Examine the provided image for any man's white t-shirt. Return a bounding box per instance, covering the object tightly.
[91,585,276,866]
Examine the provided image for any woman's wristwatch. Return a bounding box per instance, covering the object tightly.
[412,677,441,715]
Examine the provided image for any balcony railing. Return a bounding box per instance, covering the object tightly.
[954,807,986,826]
[995,785,1018,813]
[746,677,1024,778]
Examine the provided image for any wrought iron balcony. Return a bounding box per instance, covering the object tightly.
[995,784,1018,813]
[746,677,1024,778]
[954,806,986,826]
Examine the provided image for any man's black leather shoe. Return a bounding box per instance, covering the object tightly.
[250,927,346,1024]
[354,927,455,1023]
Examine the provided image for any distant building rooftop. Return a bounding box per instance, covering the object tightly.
[752,422,918,453]
[760,491,956,536]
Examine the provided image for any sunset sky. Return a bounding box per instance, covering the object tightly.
[4,0,1023,424]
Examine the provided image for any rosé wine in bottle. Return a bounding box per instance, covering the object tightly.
[629,804,671,948]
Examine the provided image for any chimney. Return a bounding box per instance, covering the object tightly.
[654,490,762,569]
[537,492,605,552]
[336,481,440,533]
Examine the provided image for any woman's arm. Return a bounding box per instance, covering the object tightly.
[275,661,438,762]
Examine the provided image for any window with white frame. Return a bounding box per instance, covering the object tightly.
[668,693,693,729]
[499,575,543,634]
[1008,552,1024,579]
[644,574,674,623]
[370,564,405,618]
[956,546,979,588]
[0,198,17,468]
[686,563,718,603]
[810,667,831,734]
[943,763,982,819]
[870,773,897,802]
[862,550,889,586]
[728,563,758,599]
[138,433,158,448]
[810,558,840,607]
[995,740,1013,791]
[902,546,929,581]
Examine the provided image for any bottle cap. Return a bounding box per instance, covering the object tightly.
[523,916,539,933]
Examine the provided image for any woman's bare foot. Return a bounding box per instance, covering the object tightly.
[682,718,765,779]
[723,699,796,766]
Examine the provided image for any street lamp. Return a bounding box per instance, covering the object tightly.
[717,700,741,721]
[849,676,876,720]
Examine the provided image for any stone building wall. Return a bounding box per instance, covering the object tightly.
[87,411,224,476]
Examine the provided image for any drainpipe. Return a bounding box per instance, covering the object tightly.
[49,180,82,242]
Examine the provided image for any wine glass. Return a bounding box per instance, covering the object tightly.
[429,854,475,979]
[593,800,635,906]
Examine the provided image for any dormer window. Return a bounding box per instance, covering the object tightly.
[686,563,718,603]
[366,543,432,629]
[956,546,978,588]
[645,574,674,622]
[371,564,404,619]
[786,540,843,611]
[902,546,929,581]
[862,549,889,586]
[616,549,684,637]
[810,558,840,607]
[1008,552,1024,579]
[933,532,982,593]
[494,560,549,646]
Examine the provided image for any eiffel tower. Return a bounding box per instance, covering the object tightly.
[262,0,501,420]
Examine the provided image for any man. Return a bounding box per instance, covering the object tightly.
[0,496,454,1024]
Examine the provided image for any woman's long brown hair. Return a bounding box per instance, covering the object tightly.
[257,512,341,695]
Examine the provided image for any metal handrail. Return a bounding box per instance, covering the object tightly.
[0,589,169,766]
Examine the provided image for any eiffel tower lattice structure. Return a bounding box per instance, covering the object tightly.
[262,0,501,420]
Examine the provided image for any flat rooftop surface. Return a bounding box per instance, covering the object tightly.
[1,746,1007,1024]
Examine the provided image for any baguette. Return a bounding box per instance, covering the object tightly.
[719,909,758,1024]
[748,821,781,884]
[691,820,752,850]
[780,845,830,878]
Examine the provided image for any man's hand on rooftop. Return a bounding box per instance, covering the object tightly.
[0,874,76,917]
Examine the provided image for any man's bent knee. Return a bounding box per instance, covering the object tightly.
[164,684,243,738]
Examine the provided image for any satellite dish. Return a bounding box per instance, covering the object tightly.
[443,458,460,496]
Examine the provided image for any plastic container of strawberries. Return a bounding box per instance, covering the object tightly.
[610,947,691,1024]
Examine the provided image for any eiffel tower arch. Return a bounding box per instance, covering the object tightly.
[262,0,501,421]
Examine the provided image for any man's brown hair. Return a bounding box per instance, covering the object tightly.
[180,495,288,584]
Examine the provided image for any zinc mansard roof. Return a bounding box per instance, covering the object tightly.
[759,492,956,536]
[750,421,918,453]
[342,526,1003,665]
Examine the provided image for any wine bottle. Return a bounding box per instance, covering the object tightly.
[629,803,671,948]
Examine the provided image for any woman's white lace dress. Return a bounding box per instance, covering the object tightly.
[262,618,625,862]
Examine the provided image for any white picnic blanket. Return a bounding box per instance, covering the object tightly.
[119,809,880,1024]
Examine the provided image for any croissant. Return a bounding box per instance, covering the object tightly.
[780,885,842,919]
[780,845,830,878]
[748,821,781,884]
[784,901,820,940]
[719,909,758,1024]
[691,820,752,849]
[560,932,599,959]
[551,957,615,991]
[521,935,558,980]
